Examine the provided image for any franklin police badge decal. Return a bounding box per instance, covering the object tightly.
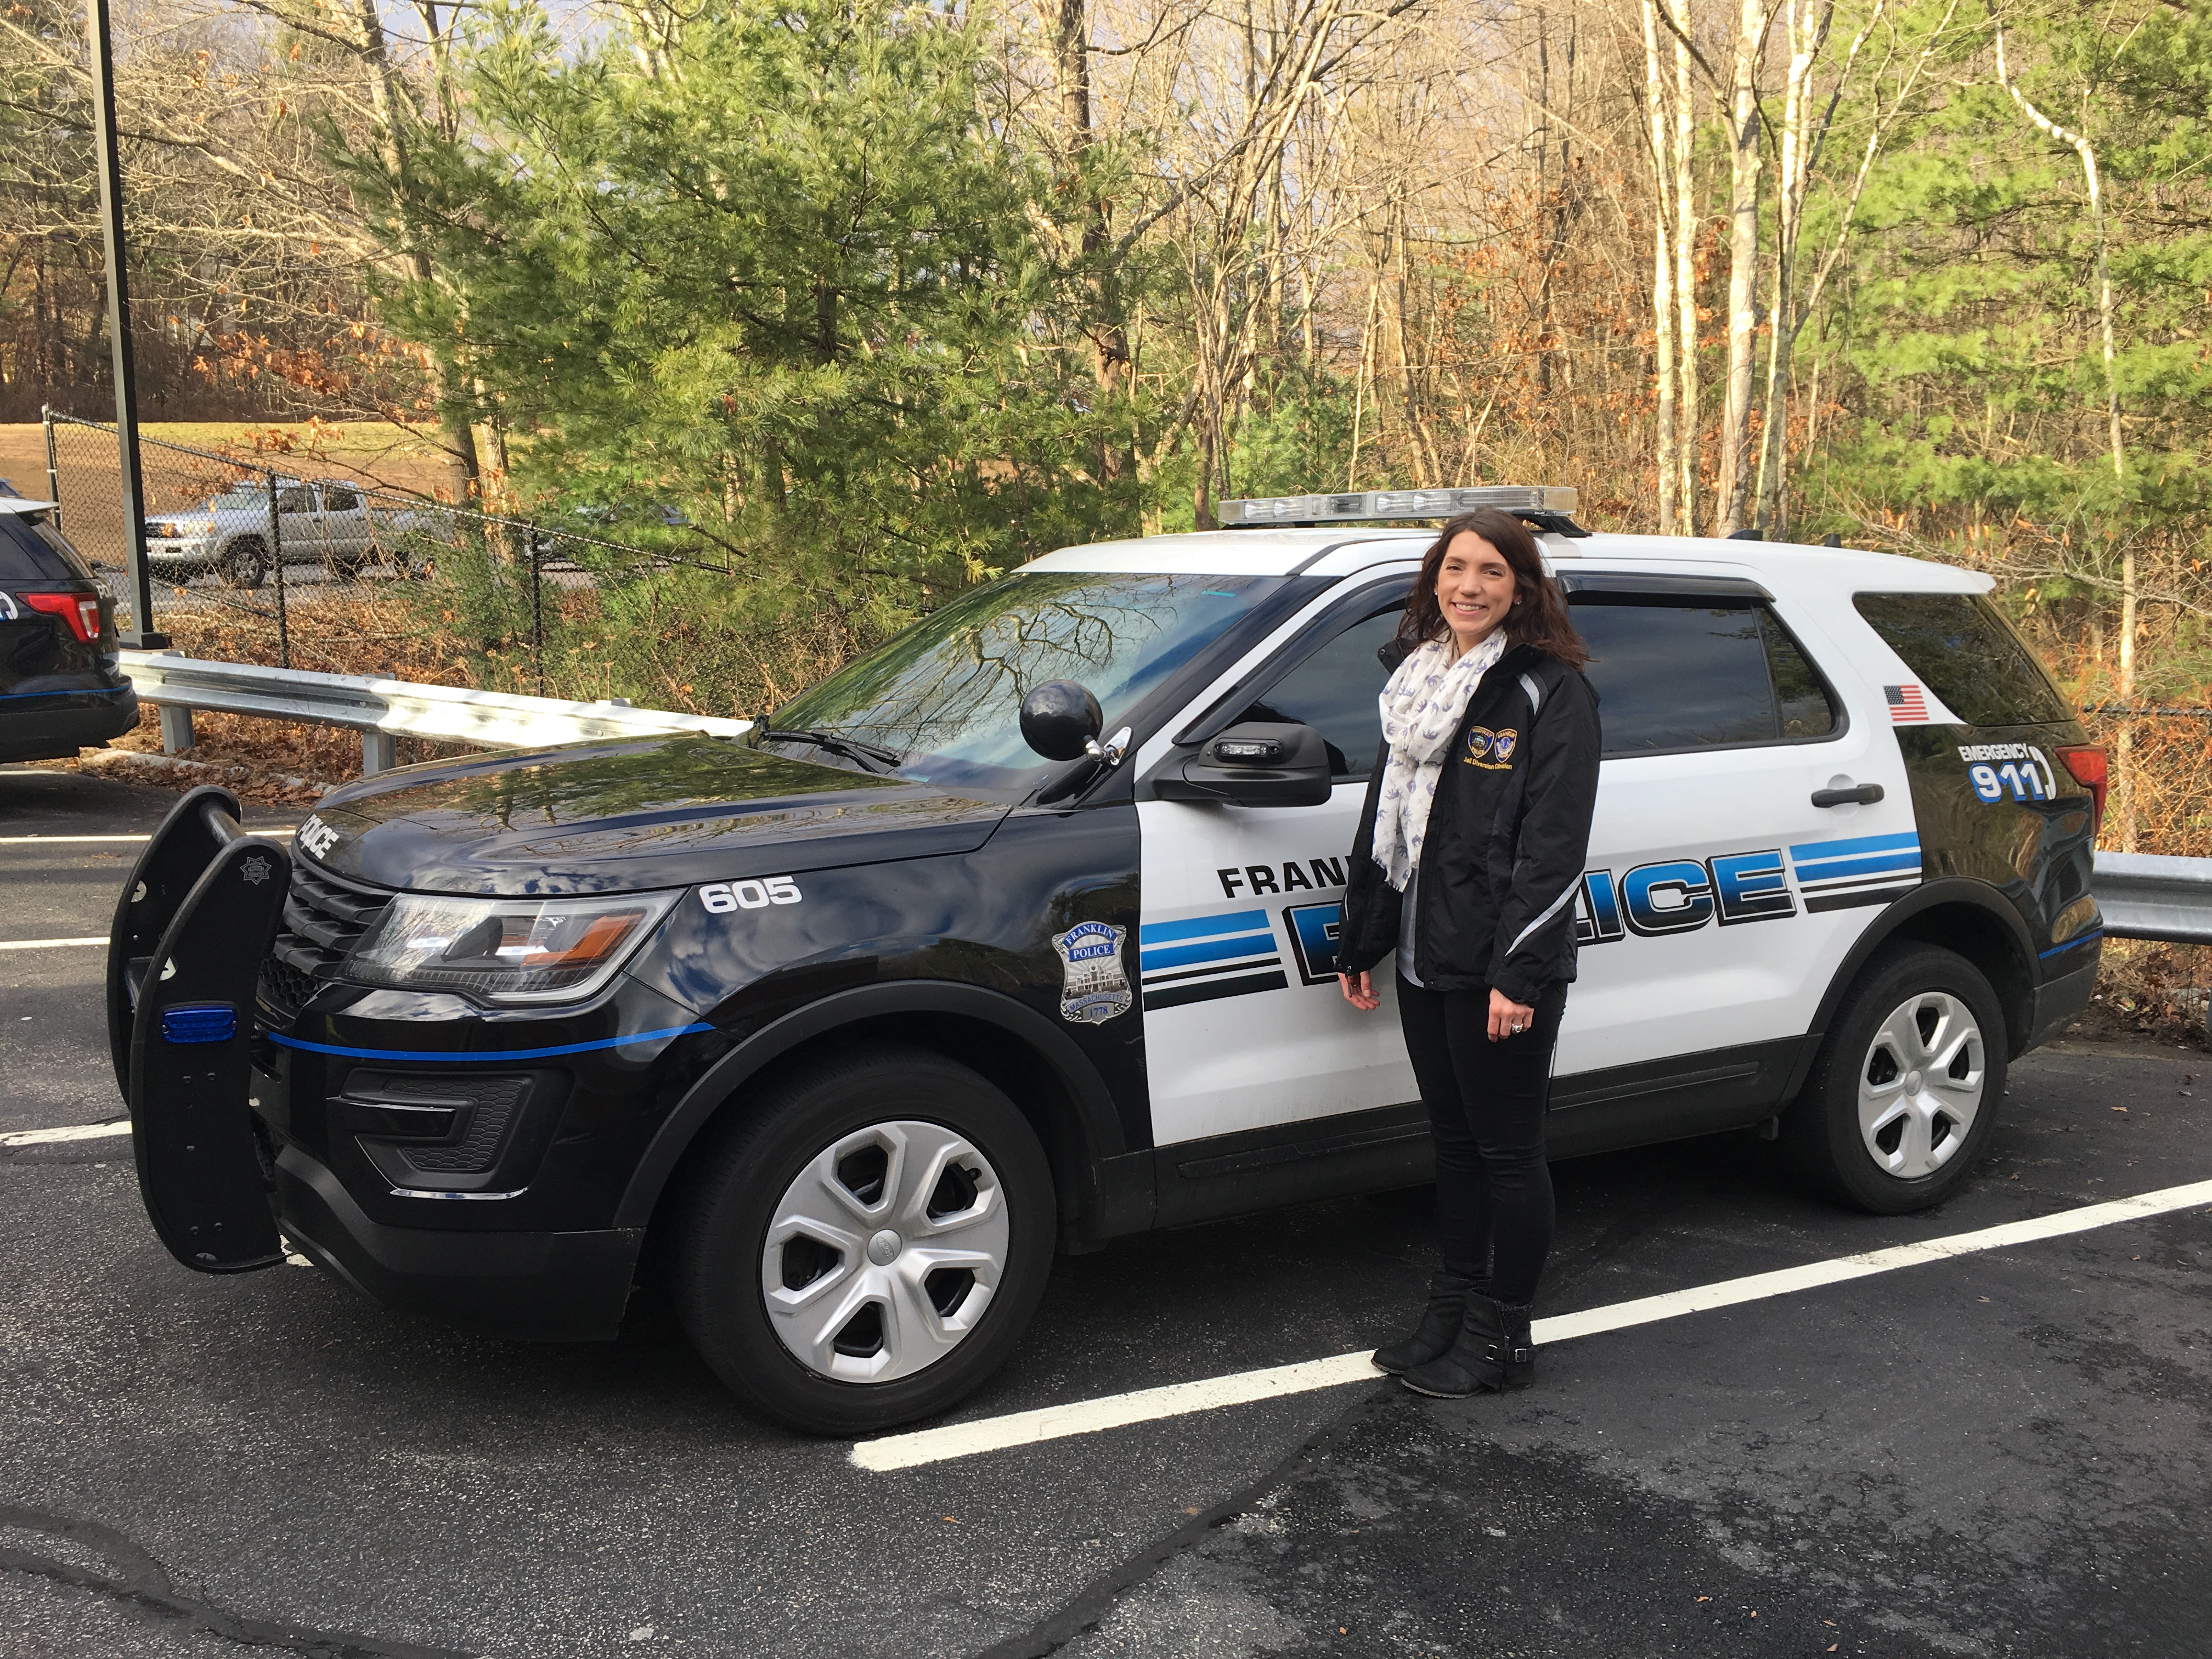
[1053,921,1133,1025]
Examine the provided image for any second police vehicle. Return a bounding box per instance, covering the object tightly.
[111,487,2107,1433]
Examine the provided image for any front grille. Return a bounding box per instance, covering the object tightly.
[257,860,394,1023]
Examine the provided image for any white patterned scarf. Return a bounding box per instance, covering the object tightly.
[1371,630,1508,891]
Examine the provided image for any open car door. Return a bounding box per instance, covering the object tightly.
[106,786,292,1272]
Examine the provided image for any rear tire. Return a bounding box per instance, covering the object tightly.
[1782,944,2007,1214]
[672,1046,1056,1435]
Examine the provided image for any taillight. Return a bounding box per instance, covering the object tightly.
[21,591,101,645]
[2057,745,2108,837]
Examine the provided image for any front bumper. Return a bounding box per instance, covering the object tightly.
[113,787,715,1335]
[276,1143,641,1342]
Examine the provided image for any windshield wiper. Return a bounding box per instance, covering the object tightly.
[754,727,904,773]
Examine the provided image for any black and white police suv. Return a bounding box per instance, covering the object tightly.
[109,487,2106,1432]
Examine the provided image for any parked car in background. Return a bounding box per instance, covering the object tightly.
[144,481,420,587]
[0,482,136,762]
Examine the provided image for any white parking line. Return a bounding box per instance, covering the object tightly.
[0,936,106,951]
[851,1177,2212,1472]
[0,835,156,844]
[0,829,295,844]
[2,1120,131,1147]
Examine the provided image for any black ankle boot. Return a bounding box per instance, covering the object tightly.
[1399,1294,1534,1397]
[1373,1271,1479,1374]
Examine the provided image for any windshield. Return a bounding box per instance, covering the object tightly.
[769,571,1294,790]
[208,490,262,510]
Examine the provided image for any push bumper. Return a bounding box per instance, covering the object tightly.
[275,1144,640,1342]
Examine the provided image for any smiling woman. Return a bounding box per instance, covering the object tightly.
[1336,508,1601,1402]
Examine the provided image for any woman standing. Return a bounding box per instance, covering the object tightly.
[1336,508,1600,1398]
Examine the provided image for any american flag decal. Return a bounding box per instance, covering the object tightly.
[1886,684,1928,724]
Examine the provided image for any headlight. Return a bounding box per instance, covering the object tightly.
[347,891,678,1004]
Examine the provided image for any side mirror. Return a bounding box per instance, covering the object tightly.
[1020,680,1104,762]
[1153,721,1335,808]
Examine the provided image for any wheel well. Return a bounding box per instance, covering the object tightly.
[642,1012,1102,1252]
[1884,902,2035,1056]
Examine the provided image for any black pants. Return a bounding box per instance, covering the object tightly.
[1396,973,1567,1307]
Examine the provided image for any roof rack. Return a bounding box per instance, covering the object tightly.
[1216,486,1590,538]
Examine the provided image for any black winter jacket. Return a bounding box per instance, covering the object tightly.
[1337,641,1601,1005]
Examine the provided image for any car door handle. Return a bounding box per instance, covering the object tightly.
[1811,783,1884,808]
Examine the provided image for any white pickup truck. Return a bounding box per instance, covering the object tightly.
[143,481,418,587]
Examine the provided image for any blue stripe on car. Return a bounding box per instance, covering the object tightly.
[1787,830,1920,861]
[1139,910,1269,946]
[1793,851,1925,882]
[1139,931,1277,973]
[269,1023,711,1063]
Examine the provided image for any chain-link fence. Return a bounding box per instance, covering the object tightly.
[2079,706,2212,861]
[41,410,851,717]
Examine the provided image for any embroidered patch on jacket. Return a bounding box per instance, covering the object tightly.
[1464,725,1518,769]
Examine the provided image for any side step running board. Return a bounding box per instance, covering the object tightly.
[106,786,293,1273]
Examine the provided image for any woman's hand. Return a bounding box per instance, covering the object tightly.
[1339,971,1380,1012]
[1488,987,1536,1042]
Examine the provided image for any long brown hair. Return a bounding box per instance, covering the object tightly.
[1394,507,1589,670]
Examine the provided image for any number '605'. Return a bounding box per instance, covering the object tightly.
[699,877,803,913]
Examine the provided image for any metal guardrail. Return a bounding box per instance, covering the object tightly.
[120,651,751,774]
[2091,853,2212,946]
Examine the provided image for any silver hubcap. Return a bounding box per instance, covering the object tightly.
[760,1120,1007,1384]
[1857,990,1985,1180]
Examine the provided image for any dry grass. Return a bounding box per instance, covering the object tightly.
[2066,939,2212,1051]
[2072,714,2211,1047]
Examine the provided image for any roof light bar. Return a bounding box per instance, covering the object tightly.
[1218,486,1581,530]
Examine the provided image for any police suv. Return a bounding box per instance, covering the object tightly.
[109,487,2106,1434]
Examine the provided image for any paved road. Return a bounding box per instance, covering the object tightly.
[3,764,2207,1659]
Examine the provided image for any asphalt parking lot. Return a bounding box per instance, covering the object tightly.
[3,764,2208,1659]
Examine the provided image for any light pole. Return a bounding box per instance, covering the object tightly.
[87,0,165,647]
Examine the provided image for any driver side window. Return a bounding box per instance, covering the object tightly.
[1237,605,1406,780]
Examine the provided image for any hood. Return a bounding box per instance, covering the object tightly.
[302,734,1013,896]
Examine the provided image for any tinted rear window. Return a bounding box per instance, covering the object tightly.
[1571,600,1838,756]
[1853,592,2069,727]
[0,514,92,582]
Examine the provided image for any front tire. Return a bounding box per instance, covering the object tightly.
[1783,943,2007,1214]
[218,537,268,588]
[672,1046,1056,1435]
